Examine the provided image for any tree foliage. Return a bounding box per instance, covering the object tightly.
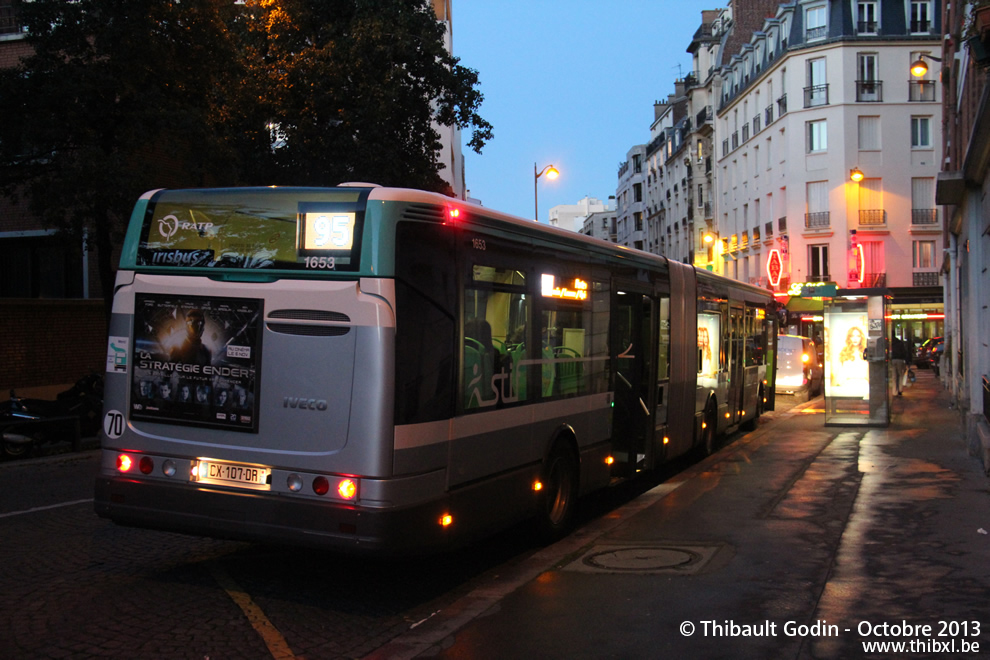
[0,0,492,304]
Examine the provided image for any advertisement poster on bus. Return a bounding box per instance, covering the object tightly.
[697,313,720,384]
[824,311,870,399]
[131,294,263,432]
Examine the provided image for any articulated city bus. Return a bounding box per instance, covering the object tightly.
[95,185,775,554]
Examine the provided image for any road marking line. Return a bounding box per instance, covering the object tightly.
[0,498,92,519]
[209,562,296,660]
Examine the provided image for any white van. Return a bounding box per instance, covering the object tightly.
[775,335,823,400]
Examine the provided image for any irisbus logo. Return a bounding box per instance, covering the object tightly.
[283,397,329,411]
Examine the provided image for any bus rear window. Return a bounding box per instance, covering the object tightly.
[134,188,367,271]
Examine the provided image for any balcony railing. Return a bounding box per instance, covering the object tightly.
[857,20,878,34]
[861,272,886,288]
[777,94,788,116]
[912,208,939,225]
[909,80,936,102]
[731,132,739,150]
[765,105,774,125]
[913,271,939,286]
[696,105,713,126]
[910,19,931,33]
[805,212,830,229]
[856,80,883,102]
[804,84,829,108]
[806,25,828,40]
[859,209,887,226]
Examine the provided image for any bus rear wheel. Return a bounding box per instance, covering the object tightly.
[701,403,718,456]
[536,443,579,542]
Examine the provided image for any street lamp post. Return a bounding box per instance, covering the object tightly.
[909,53,941,78]
[534,163,559,222]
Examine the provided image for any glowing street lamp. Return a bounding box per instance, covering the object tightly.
[534,163,559,221]
[910,53,941,78]
[850,167,865,183]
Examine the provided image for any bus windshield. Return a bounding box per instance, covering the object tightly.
[133,188,368,271]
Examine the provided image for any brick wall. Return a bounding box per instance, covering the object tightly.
[0,299,107,391]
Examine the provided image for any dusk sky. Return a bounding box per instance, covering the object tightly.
[454,2,705,222]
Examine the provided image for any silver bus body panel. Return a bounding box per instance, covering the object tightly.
[102,273,395,478]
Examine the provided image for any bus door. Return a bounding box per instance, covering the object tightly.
[727,304,745,425]
[654,294,671,460]
[610,287,657,478]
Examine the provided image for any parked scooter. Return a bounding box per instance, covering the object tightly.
[1,374,103,460]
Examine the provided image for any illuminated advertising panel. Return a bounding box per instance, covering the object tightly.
[824,311,869,399]
[131,294,263,432]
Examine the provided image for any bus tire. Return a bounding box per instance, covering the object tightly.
[535,442,579,542]
[741,386,763,432]
[702,402,718,456]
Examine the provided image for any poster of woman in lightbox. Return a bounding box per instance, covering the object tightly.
[825,313,869,399]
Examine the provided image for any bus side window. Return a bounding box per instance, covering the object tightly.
[394,222,456,425]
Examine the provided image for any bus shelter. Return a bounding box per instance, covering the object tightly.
[822,289,890,427]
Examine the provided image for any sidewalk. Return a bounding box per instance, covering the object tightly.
[371,370,990,659]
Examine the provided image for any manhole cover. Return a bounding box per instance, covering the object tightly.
[565,543,724,575]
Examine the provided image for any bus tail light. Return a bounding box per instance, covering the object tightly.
[139,456,154,474]
[312,476,330,496]
[117,454,132,472]
[532,480,543,491]
[337,479,357,500]
[440,513,453,527]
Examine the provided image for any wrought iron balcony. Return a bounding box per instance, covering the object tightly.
[856,80,883,102]
[912,208,939,225]
[804,84,829,108]
[805,212,830,229]
[913,271,939,286]
[909,80,936,102]
[861,272,886,288]
[857,20,878,34]
[858,209,887,226]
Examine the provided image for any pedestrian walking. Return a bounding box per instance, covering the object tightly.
[891,334,908,396]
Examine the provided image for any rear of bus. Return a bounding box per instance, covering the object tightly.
[94,186,449,553]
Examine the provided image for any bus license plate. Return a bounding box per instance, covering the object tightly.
[197,461,270,489]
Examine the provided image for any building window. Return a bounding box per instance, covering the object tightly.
[856,53,882,102]
[913,240,936,269]
[0,0,24,37]
[805,58,828,107]
[911,116,932,148]
[806,5,827,40]
[807,119,827,153]
[910,1,931,33]
[858,116,881,150]
[809,244,830,282]
[0,234,85,298]
[857,1,878,33]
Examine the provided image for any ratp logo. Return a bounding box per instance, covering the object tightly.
[158,214,179,241]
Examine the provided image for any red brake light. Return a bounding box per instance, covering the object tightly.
[117,455,132,472]
[313,476,330,496]
[139,456,154,474]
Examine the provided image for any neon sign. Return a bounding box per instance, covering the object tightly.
[541,274,588,301]
[766,248,783,287]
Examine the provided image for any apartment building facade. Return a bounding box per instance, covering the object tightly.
[934,0,990,467]
[615,145,648,250]
[714,0,944,340]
